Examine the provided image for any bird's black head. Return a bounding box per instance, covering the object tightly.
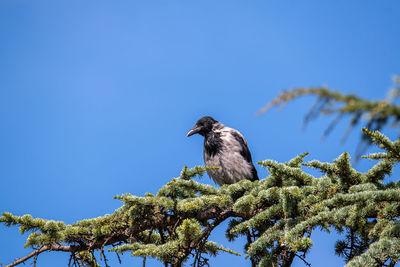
[187,116,218,137]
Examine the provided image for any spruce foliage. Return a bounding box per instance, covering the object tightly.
[2,128,400,266]
[259,76,400,160]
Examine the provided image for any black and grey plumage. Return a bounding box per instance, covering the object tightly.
[187,116,258,186]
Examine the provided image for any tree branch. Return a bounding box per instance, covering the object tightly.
[4,244,76,267]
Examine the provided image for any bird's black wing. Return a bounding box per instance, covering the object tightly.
[231,131,258,181]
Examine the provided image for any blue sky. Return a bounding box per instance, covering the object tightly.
[1,1,399,266]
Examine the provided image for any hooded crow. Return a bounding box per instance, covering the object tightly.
[187,116,258,186]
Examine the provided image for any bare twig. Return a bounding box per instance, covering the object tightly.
[295,253,311,267]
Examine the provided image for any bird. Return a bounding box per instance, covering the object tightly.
[187,116,258,185]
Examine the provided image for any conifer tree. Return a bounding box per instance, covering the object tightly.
[2,79,400,267]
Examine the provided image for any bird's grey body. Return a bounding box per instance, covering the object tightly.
[187,116,258,186]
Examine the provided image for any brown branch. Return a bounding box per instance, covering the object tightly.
[4,244,77,267]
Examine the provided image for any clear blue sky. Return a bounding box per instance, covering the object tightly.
[1,1,399,266]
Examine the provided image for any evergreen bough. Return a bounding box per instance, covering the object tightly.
[1,129,400,267]
[259,76,400,160]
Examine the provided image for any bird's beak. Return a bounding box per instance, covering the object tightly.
[187,126,201,137]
